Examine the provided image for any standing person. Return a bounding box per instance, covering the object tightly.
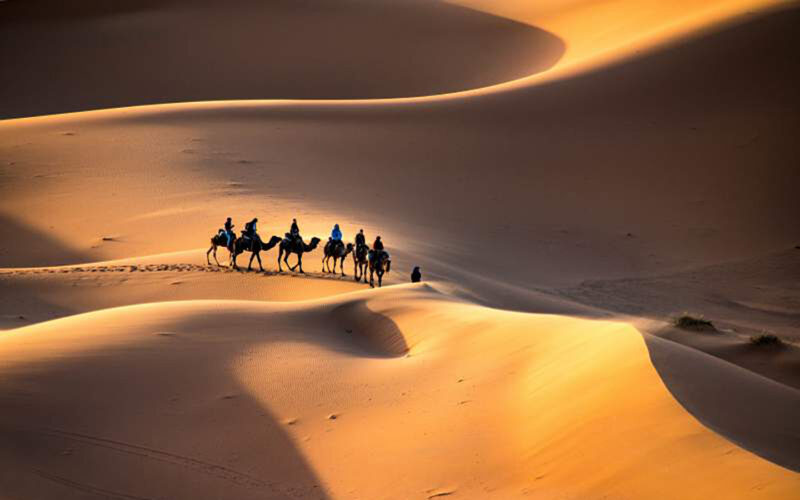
[331,224,342,242]
[411,266,422,283]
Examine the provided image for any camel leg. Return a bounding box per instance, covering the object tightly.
[207,244,221,266]
[284,251,292,272]
[369,268,374,288]
[256,251,263,272]
[340,257,346,277]
[296,253,304,274]
[378,270,383,288]
[248,252,255,271]
[277,248,283,272]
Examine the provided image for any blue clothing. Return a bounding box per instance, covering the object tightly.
[331,227,342,241]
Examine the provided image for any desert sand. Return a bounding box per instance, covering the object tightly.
[1,0,799,498]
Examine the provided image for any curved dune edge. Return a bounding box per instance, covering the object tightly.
[0,0,567,118]
[0,0,787,125]
[1,286,797,499]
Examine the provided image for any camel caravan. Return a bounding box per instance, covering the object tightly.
[207,217,391,287]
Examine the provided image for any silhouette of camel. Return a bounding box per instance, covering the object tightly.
[322,240,354,276]
[278,236,321,273]
[231,235,282,272]
[353,243,369,283]
[206,232,235,267]
[368,250,391,288]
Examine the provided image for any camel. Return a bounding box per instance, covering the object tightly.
[231,235,282,272]
[278,236,321,273]
[206,231,235,266]
[353,243,369,283]
[322,240,354,276]
[368,249,391,288]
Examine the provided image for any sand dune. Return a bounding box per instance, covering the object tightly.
[1,286,797,499]
[2,0,799,498]
[0,0,564,118]
[2,3,798,302]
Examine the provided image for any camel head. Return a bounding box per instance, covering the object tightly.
[307,237,321,250]
[264,235,283,250]
[345,243,354,255]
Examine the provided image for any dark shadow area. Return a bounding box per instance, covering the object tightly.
[329,300,409,357]
[0,275,78,329]
[0,0,564,118]
[0,214,89,268]
[654,325,800,390]
[643,334,800,472]
[0,312,332,500]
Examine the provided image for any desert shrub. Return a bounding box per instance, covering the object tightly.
[673,314,715,331]
[750,333,782,346]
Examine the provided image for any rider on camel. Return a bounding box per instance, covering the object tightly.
[355,229,366,249]
[223,217,235,248]
[331,224,342,242]
[289,218,300,243]
[243,218,261,247]
[371,236,386,263]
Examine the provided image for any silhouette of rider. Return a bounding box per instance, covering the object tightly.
[371,236,385,263]
[355,229,366,249]
[411,266,422,283]
[290,218,300,242]
[243,217,260,247]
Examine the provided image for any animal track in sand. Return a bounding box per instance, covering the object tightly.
[0,263,371,285]
[40,428,268,488]
[35,469,154,500]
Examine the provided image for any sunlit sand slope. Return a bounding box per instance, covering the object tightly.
[450,0,787,79]
[0,286,797,499]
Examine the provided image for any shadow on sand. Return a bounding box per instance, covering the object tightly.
[0,214,89,268]
[644,334,800,472]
